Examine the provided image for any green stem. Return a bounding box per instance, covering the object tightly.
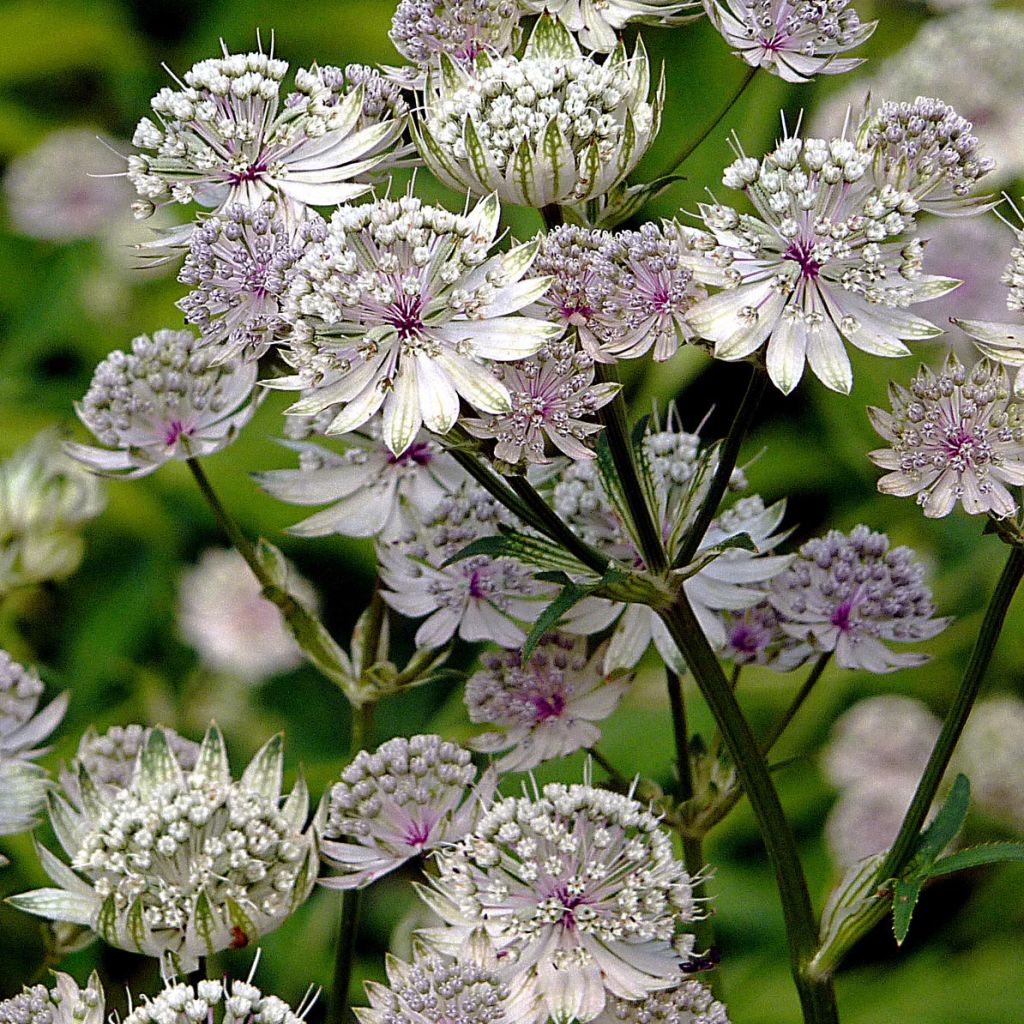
[761,653,831,754]
[659,594,838,1024]
[675,366,768,568]
[540,204,564,230]
[656,64,757,179]
[594,363,668,574]
[587,746,629,788]
[878,542,1024,883]
[445,446,538,525]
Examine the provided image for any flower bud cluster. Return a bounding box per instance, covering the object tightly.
[600,979,730,1024]
[0,975,104,1024]
[122,977,306,1024]
[71,724,199,789]
[390,0,521,71]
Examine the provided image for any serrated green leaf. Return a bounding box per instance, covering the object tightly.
[913,773,970,867]
[524,584,591,661]
[444,526,590,576]
[892,877,923,946]
[930,842,1024,877]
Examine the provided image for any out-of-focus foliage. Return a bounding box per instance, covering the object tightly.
[1,1,1023,1022]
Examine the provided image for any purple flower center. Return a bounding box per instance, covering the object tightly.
[403,821,432,848]
[387,441,434,467]
[227,162,268,186]
[559,303,595,326]
[163,420,193,446]
[530,690,566,723]
[385,294,426,341]
[830,599,855,632]
[552,884,586,929]
[783,240,822,280]
[729,624,766,654]
[468,569,486,599]
[944,426,979,464]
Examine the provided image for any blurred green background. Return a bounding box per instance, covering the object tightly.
[1,1,1024,1021]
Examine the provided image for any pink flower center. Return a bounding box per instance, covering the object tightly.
[227,162,268,186]
[943,426,979,465]
[385,294,426,341]
[784,240,822,280]
[403,821,433,848]
[164,420,194,446]
[559,303,595,326]
[530,690,566,723]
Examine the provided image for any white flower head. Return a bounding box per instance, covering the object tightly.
[121,973,310,1024]
[952,696,1024,830]
[128,43,406,216]
[703,0,875,83]
[0,973,104,1024]
[177,202,327,363]
[0,430,105,597]
[278,192,562,456]
[687,131,959,395]
[321,734,488,890]
[67,329,258,478]
[10,725,317,972]
[0,651,68,838]
[868,354,1024,519]
[379,485,554,648]
[178,548,318,682]
[415,15,663,208]
[769,525,950,673]
[69,723,200,790]
[423,779,700,1023]
[255,414,465,541]
[465,633,631,771]
[596,980,730,1024]
[520,0,701,53]
[461,337,619,465]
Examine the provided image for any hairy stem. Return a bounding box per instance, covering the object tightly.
[659,595,838,1024]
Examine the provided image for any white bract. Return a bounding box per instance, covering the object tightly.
[68,329,258,477]
[278,192,561,456]
[9,726,317,972]
[687,133,958,395]
[520,0,701,52]
[415,15,662,208]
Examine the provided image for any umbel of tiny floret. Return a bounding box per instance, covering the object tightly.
[414,15,663,208]
[0,650,68,838]
[128,44,406,216]
[521,0,701,53]
[0,973,104,1024]
[702,0,875,83]
[9,726,317,972]
[596,980,731,1024]
[769,525,950,673]
[465,632,631,771]
[422,779,700,1024]
[868,354,1024,519]
[177,202,327,363]
[687,132,958,395]
[68,723,199,789]
[0,430,105,597]
[277,192,561,456]
[858,97,996,216]
[67,329,258,478]
[321,734,489,890]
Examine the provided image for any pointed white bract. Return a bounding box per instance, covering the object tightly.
[0,651,67,839]
[415,16,662,208]
[0,430,105,597]
[868,355,1024,519]
[596,980,730,1024]
[521,0,701,53]
[379,486,554,648]
[687,133,957,395]
[0,973,104,1024]
[68,724,200,789]
[769,525,949,673]
[465,633,631,771]
[128,45,406,217]
[277,192,560,456]
[321,734,485,890]
[423,779,700,1023]
[702,0,875,83]
[9,726,317,972]
[461,338,618,465]
[67,329,258,478]
[120,974,312,1024]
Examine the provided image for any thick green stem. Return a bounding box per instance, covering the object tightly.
[878,543,1024,882]
[761,653,831,754]
[594,363,668,573]
[656,65,757,179]
[675,367,768,568]
[659,595,839,1024]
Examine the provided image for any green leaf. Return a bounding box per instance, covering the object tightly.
[892,877,923,946]
[523,583,592,661]
[444,526,590,576]
[913,773,971,867]
[930,842,1024,878]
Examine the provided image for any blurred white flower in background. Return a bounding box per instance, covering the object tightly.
[953,696,1024,831]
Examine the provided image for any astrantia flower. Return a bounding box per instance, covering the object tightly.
[424,780,700,1023]
[825,774,921,868]
[128,45,405,216]
[952,696,1024,830]
[10,726,317,971]
[520,0,701,52]
[687,133,958,395]
[278,192,561,456]
[70,724,199,789]
[0,973,104,1024]
[321,734,486,889]
[0,430,105,597]
[597,980,730,1024]
[868,354,1024,518]
[379,486,553,648]
[718,599,810,670]
[769,525,949,673]
[465,633,631,771]
[415,15,662,208]
[0,651,67,837]
[702,1,875,83]
[178,548,318,681]
[121,973,311,1024]
[858,97,995,217]
[256,415,465,539]
[461,339,618,465]
[177,202,327,363]
[67,329,258,477]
